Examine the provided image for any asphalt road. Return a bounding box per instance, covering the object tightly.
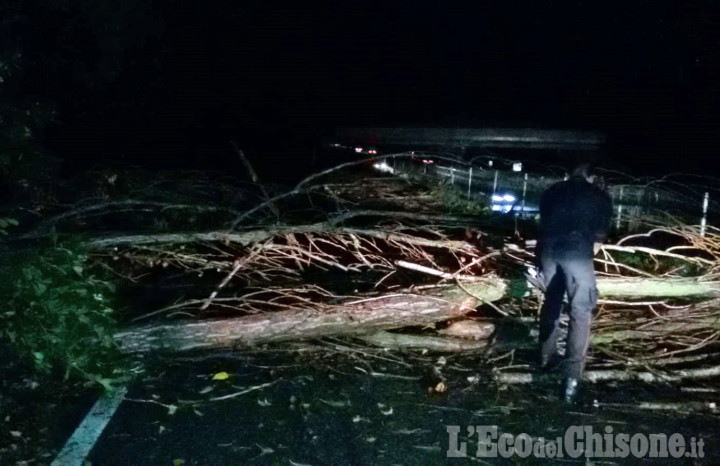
[83,349,720,464]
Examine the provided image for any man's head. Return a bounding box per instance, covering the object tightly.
[571,164,596,184]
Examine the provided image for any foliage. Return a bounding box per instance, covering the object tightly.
[1,0,162,184]
[610,250,704,277]
[0,242,124,390]
[0,217,19,235]
[431,182,489,216]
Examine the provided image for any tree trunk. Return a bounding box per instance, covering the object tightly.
[596,276,720,298]
[496,364,720,384]
[88,226,473,250]
[115,278,507,354]
[358,331,490,352]
[115,272,720,354]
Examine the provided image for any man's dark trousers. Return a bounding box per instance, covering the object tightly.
[538,234,598,380]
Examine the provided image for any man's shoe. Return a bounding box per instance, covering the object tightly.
[538,353,562,372]
[562,377,580,403]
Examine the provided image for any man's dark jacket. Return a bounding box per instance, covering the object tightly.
[538,177,612,258]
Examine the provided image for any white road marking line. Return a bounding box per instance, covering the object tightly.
[51,385,128,465]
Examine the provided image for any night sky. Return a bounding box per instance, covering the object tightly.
[9,0,720,175]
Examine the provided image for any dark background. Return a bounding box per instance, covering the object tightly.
[5,0,720,176]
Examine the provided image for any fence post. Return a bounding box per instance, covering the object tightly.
[615,186,624,230]
[467,167,473,200]
[701,192,710,237]
[491,170,499,198]
[520,173,528,214]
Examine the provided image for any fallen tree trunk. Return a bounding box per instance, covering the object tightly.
[496,364,720,384]
[115,278,506,353]
[358,331,490,352]
[596,276,720,298]
[88,226,474,251]
[116,273,720,354]
[592,316,720,346]
[522,274,720,298]
[600,401,718,413]
[519,274,720,299]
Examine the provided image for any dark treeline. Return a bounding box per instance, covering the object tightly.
[3,0,720,177]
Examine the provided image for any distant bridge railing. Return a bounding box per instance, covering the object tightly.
[383,155,716,234]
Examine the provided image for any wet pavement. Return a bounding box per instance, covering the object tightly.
[87,347,719,465]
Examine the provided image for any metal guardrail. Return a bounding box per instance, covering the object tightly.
[388,157,715,234]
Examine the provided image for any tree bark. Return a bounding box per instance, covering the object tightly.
[358,331,490,352]
[496,364,720,384]
[596,276,720,298]
[115,278,507,354]
[89,226,474,250]
[115,272,720,354]
[517,275,720,299]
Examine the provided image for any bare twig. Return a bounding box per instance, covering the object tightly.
[395,260,480,282]
[230,141,279,218]
[200,258,244,310]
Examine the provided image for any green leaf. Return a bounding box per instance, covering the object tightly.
[34,283,47,296]
[0,241,124,387]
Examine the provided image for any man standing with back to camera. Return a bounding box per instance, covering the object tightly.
[536,164,612,403]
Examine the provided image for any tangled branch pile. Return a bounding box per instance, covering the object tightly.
[11,159,720,386]
[590,225,720,369]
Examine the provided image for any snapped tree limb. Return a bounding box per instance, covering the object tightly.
[114,277,507,354]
